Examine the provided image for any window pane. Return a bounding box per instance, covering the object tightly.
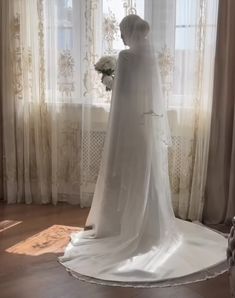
[102,0,144,54]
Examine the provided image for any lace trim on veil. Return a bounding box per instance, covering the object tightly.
[58,259,227,288]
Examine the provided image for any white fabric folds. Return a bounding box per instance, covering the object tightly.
[59,219,227,284]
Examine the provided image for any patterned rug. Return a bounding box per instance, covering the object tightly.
[6,225,82,256]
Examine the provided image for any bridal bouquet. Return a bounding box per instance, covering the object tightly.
[94,55,117,91]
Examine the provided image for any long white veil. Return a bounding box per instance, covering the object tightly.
[86,14,176,238]
[59,15,227,285]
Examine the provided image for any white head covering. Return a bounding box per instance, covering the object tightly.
[119,14,150,47]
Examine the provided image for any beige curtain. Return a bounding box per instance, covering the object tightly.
[203,0,235,224]
[0,1,3,201]
[1,0,52,204]
[0,0,101,206]
[1,0,83,204]
[145,0,219,220]
[1,0,219,218]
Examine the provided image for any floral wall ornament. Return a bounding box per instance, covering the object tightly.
[58,50,75,78]
[58,82,75,97]
[158,45,174,78]
[83,0,101,98]
[11,13,21,40]
[11,45,33,100]
[11,48,23,100]
[58,49,75,97]
[158,45,174,104]
[194,0,207,107]
[103,9,119,54]
[11,13,22,99]
[37,0,46,103]
[23,47,33,96]
[122,0,137,15]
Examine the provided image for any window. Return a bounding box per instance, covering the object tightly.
[172,0,217,107]
[102,0,144,54]
[45,0,81,103]
[43,0,217,108]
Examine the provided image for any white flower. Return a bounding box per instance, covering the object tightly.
[95,55,117,91]
[95,55,117,74]
[102,75,113,91]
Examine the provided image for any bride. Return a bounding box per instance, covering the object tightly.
[59,15,227,285]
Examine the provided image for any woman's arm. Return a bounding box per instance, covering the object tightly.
[102,75,114,91]
[113,50,131,93]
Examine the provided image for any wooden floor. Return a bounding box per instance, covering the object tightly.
[0,204,231,298]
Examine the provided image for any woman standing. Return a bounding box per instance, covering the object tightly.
[59,15,227,285]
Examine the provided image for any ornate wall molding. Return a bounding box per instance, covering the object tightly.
[58,50,75,97]
[158,45,174,103]
[10,13,23,99]
[103,9,119,54]
[123,0,137,15]
[37,0,46,103]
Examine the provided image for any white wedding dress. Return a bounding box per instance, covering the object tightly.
[59,15,227,286]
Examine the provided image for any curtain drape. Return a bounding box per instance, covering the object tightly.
[0,0,3,201]
[1,0,218,220]
[144,0,218,221]
[203,0,235,224]
[1,0,51,204]
[1,0,85,205]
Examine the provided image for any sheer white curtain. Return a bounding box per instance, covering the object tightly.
[1,0,51,204]
[1,0,85,205]
[1,0,218,218]
[81,0,219,220]
[44,0,83,204]
[145,0,219,220]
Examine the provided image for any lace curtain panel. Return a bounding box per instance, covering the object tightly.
[1,0,218,221]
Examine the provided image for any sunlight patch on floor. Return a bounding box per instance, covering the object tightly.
[6,224,82,256]
[0,220,22,232]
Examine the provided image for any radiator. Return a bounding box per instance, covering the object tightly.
[80,126,194,207]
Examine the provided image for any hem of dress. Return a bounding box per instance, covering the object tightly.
[58,259,228,288]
